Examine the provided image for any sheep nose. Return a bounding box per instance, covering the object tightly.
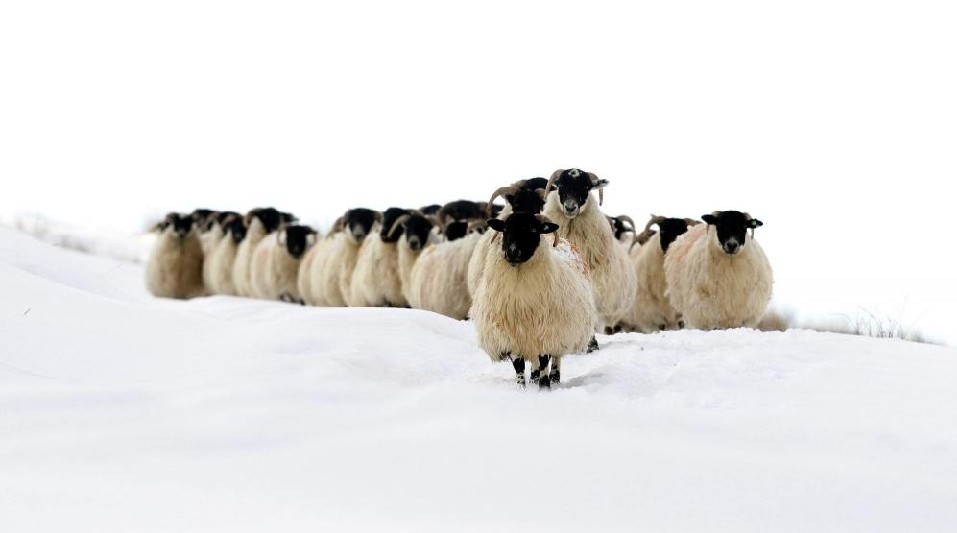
[724,242,739,254]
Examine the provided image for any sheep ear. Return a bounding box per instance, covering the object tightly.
[591,178,610,189]
[541,222,559,235]
[487,219,506,233]
[748,219,763,229]
[702,214,718,225]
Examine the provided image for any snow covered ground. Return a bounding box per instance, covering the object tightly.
[2,226,957,532]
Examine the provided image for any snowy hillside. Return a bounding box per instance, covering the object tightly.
[2,227,956,532]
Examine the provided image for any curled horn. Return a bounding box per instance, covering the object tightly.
[632,214,666,249]
[488,186,519,211]
[685,218,702,227]
[387,213,412,239]
[587,172,605,206]
[543,169,563,201]
[535,214,561,247]
[617,215,637,235]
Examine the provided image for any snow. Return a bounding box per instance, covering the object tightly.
[2,227,957,532]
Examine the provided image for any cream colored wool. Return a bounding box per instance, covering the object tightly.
[407,232,480,319]
[542,191,636,331]
[299,236,334,306]
[347,235,407,307]
[145,226,205,300]
[471,237,595,366]
[232,217,267,298]
[200,223,227,295]
[626,233,682,333]
[306,232,363,307]
[250,234,311,302]
[397,233,436,305]
[205,232,242,296]
[466,230,495,300]
[663,223,773,330]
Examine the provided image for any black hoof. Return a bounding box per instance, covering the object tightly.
[530,370,541,382]
[549,370,561,384]
[587,336,599,353]
[538,375,551,389]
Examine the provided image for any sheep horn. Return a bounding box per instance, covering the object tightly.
[488,186,519,211]
[544,169,563,202]
[631,228,657,250]
[685,218,701,226]
[387,214,411,239]
[644,214,667,234]
[616,215,637,234]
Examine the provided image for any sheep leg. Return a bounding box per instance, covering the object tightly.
[279,293,296,304]
[537,355,551,389]
[510,356,526,388]
[587,336,599,353]
[549,355,561,384]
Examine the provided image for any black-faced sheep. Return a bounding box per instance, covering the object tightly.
[347,207,412,308]
[306,208,380,307]
[393,211,439,304]
[205,215,247,296]
[625,215,699,333]
[466,178,549,300]
[471,212,596,388]
[542,168,637,347]
[145,212,205,299]
[250,224,318,303]
[663,211,772,330]
[232,207,296,297]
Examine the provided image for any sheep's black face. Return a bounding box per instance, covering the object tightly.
[283,225,316,259]
[553,169,608,218]
[250,208,283,233]
[167,213,194,238]
[507,188,546,214]
[346,208,377,243]
[488,213,559,266]
[701,211,762,255]
[227,218,247,244]
[444,221,469,241]
[658,218,692,253]
[380,207,410,243]
[440,200,486,222]
[609,217,633,240]
[190,209,215,227]
[420,204,442,216]
[403,214,434,252]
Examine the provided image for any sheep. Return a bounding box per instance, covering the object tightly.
[145,212,205,299]
[435,199,489,241]
[306,208,380,307]
[541,168,637,348]
[204,214,247,296]
[406,221,485,319]
[393,211,439,304]
[232,207,296,298]
[608,214,639,250]
[249,224,318,303]
[625,214,700,333]
[347,207,412,308]
[471,212,596,388]
[466,178,549,300]
[663,210,772,330]
[201,212,238,292]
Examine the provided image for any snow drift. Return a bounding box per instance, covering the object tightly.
[2,227,956,532]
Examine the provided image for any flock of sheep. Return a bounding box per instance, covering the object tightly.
[146,168,773,388]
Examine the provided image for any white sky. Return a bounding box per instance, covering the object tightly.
[2,0,956,342]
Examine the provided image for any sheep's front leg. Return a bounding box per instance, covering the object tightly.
[587,336,599,353]
[511,356,526,388]
[537,355,551,389]
[549,355,561,384]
